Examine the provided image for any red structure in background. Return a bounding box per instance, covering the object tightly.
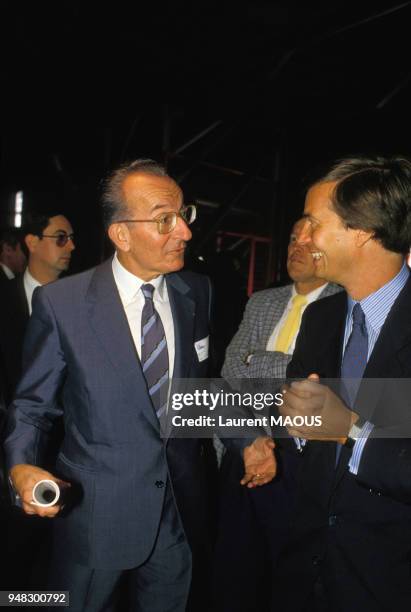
[216,231,273,296]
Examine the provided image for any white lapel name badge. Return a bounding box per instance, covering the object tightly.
[194,336,209,362]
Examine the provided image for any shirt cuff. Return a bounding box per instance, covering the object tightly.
[8,476,22,508]
[348,421,374,475]
[293,437,307,452]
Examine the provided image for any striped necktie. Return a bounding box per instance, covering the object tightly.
[141,284,169,419]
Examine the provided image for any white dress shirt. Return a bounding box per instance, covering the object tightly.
[23,268,42,315]
[112,253,175,378]
[266,283,328,353]
[0,263,15,279]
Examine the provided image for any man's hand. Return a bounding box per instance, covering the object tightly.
[241,437,276,488]
[280,373,358,442]
[10,464,70,518]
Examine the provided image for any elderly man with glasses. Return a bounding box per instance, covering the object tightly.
[4,160,273,611]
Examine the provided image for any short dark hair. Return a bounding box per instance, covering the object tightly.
[24,211,67,238]
[101,159,168,229]
[311,155,411,254]
[0,228,23,255]
[21,211,68,258]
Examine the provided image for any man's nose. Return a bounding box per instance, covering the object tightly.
[295,223,311,245]
[67,237,75,251]
[174,216,192,241]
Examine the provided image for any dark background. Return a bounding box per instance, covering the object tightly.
[1,0,410,289]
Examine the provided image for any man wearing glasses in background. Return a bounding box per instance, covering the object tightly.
[0,211,75,409]
[4,159,258,612]
[0,211,75,592]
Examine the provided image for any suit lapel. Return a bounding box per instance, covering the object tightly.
[301,294,346,477]
[16,277,30,322]
[335,276,411,485]
[262,285,293,347]
[86,259,159,432]
[318,293,347,379]
[363,276,411,379]
[166,273,195,379]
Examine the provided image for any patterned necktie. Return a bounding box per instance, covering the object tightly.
[275,294,308,353]
[337,303,368,463]
[141,284,169,419]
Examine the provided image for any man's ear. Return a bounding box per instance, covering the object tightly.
[108,223,130,252]
[24,233,39,255]
[355,229,374,248]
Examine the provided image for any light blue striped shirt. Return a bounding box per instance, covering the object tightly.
[348,262,410,473]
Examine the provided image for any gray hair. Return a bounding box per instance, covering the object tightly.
[101,159,167,228]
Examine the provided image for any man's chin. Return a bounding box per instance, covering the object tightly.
[165,254,186,273]
[313,269,327,281]
[313,265,336,283]
[57,262,71,273]
[288,263,314,279]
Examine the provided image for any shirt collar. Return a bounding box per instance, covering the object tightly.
[0,263,14,279]
[347,261,410,333]
[24,267,42,291]
[112,252,166,304]
[291,282,328,304]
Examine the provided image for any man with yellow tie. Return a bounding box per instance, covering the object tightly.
[212,219,341,612]
[222,218,341,380]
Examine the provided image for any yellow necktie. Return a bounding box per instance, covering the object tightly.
[275,294,308,353]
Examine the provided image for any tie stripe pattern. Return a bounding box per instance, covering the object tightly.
[141,284,169,418]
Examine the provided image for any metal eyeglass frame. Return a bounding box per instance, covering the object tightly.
[116,204,197,235]
[40,233,75,247]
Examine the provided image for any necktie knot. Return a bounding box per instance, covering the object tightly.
[292,294,308,308]
[142,283,155,300]
[352,303,366,329]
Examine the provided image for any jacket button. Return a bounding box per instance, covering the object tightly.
[155,480,165,488]
[312,555,322,566]
[369,488,382,496]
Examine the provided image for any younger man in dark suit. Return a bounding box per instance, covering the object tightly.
[0,212,74,590]
[273,155,411,610]
[0,212,74,405]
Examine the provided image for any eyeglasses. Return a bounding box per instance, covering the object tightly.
[40,232,75,247]
[117,204,197,235]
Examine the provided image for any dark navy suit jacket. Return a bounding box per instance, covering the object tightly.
[0,276,29,406]
[4,259,212,570]
[274,277,411,610]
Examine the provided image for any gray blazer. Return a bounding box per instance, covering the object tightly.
[222,282,342,379]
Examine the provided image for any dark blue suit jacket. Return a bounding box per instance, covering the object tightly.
[275,276,411,610]
[4,259,212,570]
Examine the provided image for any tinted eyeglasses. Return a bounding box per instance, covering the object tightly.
[117,204,196,235]
[40,232,75,247]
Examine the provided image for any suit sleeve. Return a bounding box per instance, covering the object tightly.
[222,294,293,380]
[4,287,66,470]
